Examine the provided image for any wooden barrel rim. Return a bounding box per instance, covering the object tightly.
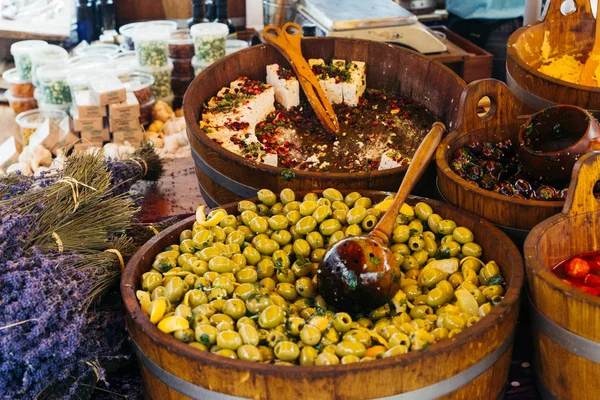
[122,191,523,381]
[436,128,565,209]
[183,38,464,183]
[524,214,600,307]
[507,25,600,93]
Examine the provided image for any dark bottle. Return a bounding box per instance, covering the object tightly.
[77,0,95,43]
[302,24,317,37]
[205,0,216,21]
[188,0,207,27]
[94,0,104,36]
[215,0,235,33]
[102,0,116,31]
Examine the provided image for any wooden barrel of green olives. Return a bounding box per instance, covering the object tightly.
[122,190,523,400]
[524,152,600,400]
[436,79,563,234]
[183,37,466,207]
[506,0,600,114]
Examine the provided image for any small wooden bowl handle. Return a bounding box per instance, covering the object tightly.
[455,79,519,135]
[541,0,594,22]
[563,151,600,216]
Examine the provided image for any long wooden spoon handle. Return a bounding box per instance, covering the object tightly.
[371,122,446,242]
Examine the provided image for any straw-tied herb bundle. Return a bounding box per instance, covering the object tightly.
[0,141,164,399]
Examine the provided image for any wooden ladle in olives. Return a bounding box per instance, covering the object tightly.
[317,122,446,313]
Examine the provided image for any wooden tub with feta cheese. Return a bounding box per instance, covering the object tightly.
[184,37,466,206]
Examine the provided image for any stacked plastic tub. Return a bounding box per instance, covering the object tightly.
[190,22,229,77]
[132,23,177,106]
[169,29,195,109]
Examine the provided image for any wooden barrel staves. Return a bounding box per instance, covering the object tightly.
[524,152,600,400]
[122,191,523,400]
[436,78,563,232]
[183,37,466,207]
[507,0,600,114]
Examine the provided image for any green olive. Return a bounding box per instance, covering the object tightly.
[295,277,316,298]
[237,225,254,242]
[295,216,317,235]
[292,259,312,277]
[427,214,443,234]
[443,314,467,331]
[282,201,300,214]
[270,202,284,215]
[142,271,163,292]
[414,202,433,221]
[332,209,347,224]
[316,219,340,237]
[410,305,433,319]
[275,282,298,301]
[303,192,318,202]
[299,346,318,366]
[332,312,353,332]
[267,214,288,231]
[408,236,425,252]
[315,352,340,365]
[225,230,245,246]
[208,256,235,273]
[271,230,291,246]
[164,277,185,302]
[256,258,275,279]
[220,214,238,229]
[355,197,372,209]
[419,268,445,287]
[322,188,343,202]
[336,340,366,358]
[361,215,378,231]
[222,298,246,319]
[299,324,322,346]
[285,317,305,336]
[328,230,346,246]
[236,344,262,362]
[462,242,483,258]
[306,231,324,250]
[402,255,419,271]
[153,256,177,273]
[479,261,501,285]
[280,189,295,205]
[346,206,367,225]
[179,239,195,254]
[331,200,349,212]
[343,330,372,347]
[392,225,410,243]
[180,229,193,242]
[195,324,218,344]
[299,201,318,216]
[452,227,474,244]
[238,200,257,213]
[312,205,331,223]
[274,341,300,361]
[438,219,458,235]
[210,226,226,243]
[217,330,243,350]
[259,305,285,329]
[257,189,277,206]
[310,248,327,263]
[293,239,311,258]
[346,224,362,237]
[408,220,423,235]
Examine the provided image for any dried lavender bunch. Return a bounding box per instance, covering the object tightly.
[105,140,164,196]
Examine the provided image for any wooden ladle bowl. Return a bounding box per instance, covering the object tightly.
[518,105,600,183]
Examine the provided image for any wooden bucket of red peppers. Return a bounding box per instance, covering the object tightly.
[524,151,600,400]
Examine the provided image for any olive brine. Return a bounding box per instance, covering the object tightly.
[137,189,506,365]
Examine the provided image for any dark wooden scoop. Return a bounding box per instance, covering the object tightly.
[317,122,446,313]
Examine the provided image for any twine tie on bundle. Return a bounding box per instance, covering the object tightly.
[130,157,148,178]
[104,249,125,270]
[56,176,98,212]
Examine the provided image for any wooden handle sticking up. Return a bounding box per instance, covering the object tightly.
[581,0,600,87]
[370,122,446,244]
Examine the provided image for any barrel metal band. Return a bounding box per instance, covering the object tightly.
[132,328,515,400]
[529,296,600,364]
[506,70,556,110]
[191,148,258,199]
[198,183,220,208]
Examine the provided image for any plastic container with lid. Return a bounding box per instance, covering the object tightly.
[190,22,228,63]
[37,63,72,105]
[38,101,71,114]
[138,62,173,98]
[192,56,212,76]
[74,43,120,58]
[30,44,69,87]
[169,29,194,59]
[170,58,194,78]
[118,71,155,104]
[67,67,103,101]
[5,90,37,114]
[139,96,156,126]
[171,75,193,96]
[15,108,68,145]
[112,51,138,75]
[119,22,144,50]
[133,26,171,67]
[2,68,35,98]
[68,54,113,70]
[226,39,249,55]
[10,40,48,81]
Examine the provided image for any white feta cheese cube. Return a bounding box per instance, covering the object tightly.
[266,64,300,110]
[263,153,278,167]
[343,61,367,107]
[378,152,403,171]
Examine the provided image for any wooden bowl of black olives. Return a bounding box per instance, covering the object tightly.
[436,79,565,231]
